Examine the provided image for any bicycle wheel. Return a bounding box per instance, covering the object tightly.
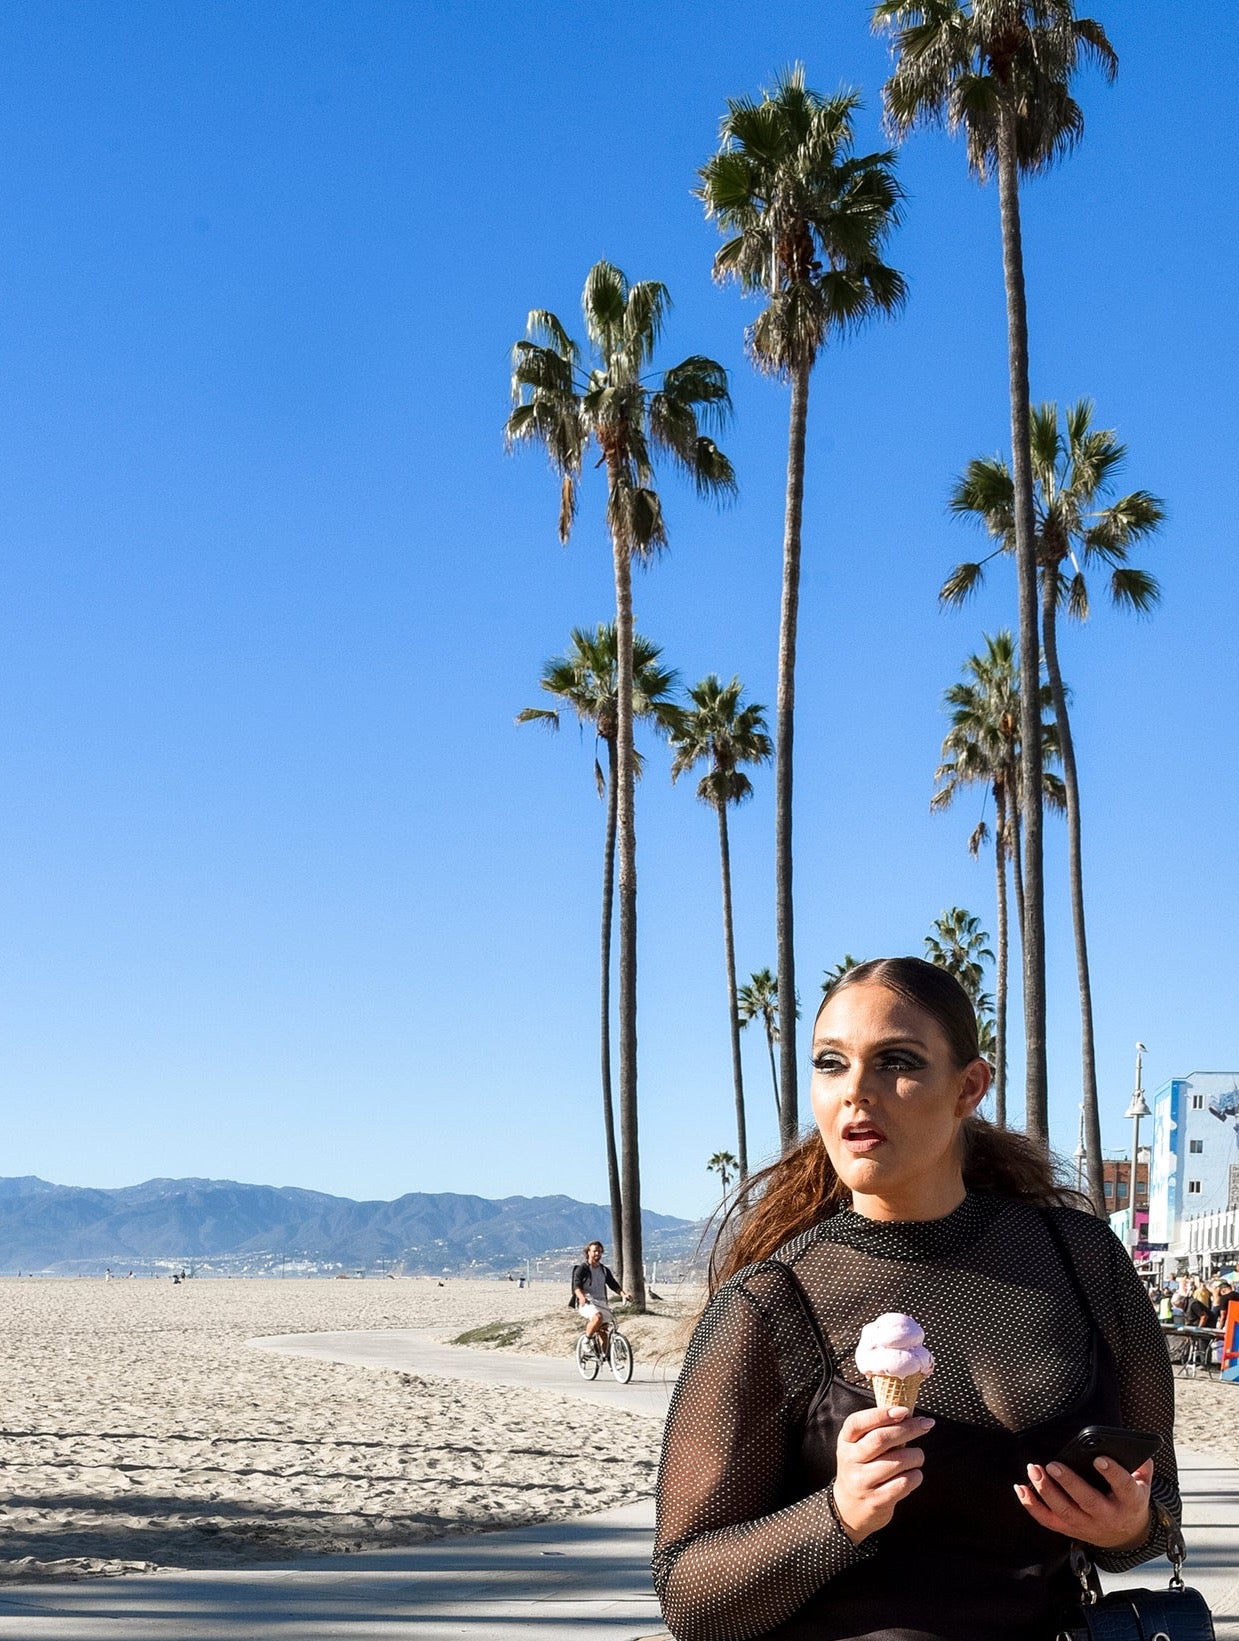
[576,1332,600,1380]
[608,1329,633,1383]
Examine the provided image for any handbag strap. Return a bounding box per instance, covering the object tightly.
[1071,1504,1186,1604]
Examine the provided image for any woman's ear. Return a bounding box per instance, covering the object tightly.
[956,1056,991,1119]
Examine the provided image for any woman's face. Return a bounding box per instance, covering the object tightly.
[810,981,990,1221]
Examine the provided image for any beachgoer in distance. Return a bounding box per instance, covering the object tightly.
[1185,1286,1213,1328]
[654,957,1180,1641]
[572,1241,629,1351]
[1217,1280,1237,1325]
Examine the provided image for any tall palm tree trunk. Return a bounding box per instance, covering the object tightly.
[1040,577,1105,1213]
[993,782,1009,1128]
[997,107,1048,1142]
[764,1023,780,1119]
[1011,778,1027,952]
[776,357,810,1152]
[600,736,624,1270]
[717,803,748,1178]
[610,524,646,1310]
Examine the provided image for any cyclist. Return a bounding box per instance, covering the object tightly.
[571,1240,629,1354]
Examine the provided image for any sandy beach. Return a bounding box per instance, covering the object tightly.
[0,1277,662,1582]
[1,1275,1233,1584]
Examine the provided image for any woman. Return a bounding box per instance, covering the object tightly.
[653,958,1179,1641]
[1185,1286,1214,1329]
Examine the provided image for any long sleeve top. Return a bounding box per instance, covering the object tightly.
[653,1192,1180,1641]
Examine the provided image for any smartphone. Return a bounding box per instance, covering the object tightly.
[1052,1425,1160,1492]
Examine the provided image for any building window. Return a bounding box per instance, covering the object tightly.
[1117,1182,1128,1201]
[1190,1139,1203,1153]
[1187,1180,1202,1195]
[1192,1094,1204,1109]
[1103,1180,1114,1198]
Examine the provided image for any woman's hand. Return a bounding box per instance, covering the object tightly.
[830,1404,934,1544]
[1015,1458,1154,1550]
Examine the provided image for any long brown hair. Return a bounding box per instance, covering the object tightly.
[708,957,1087,1293]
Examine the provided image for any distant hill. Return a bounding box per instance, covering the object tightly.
[0,1176,699,1276]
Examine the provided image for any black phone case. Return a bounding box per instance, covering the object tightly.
[1054,1424,1159,1489]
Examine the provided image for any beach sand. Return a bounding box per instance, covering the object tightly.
[0,1276,661,1582]
[1,1276,1232,1583]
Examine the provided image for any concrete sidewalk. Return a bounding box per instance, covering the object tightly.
[0,1500,665,1639]
[0,1327,1234,1640]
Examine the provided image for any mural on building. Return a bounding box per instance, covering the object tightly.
[1208,1083,1239,1131]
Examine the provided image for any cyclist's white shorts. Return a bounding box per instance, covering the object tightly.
[579,1301,613,1323]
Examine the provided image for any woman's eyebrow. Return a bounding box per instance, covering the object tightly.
[812,1034,930,1051]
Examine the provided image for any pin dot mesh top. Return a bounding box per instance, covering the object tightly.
[653,1191,1179,1641]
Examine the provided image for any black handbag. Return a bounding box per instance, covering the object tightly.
[1057,1509,1215,1641]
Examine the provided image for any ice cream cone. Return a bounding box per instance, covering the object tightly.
[870,1372,925,1411]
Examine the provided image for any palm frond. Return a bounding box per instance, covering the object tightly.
[940,560,986,606]
[582,261,628,356]
[515,707,560,731]
[622,280,673,369]
[525,308,578,364]
[559,472,577,543]
[1109,566,1161,614]
[1043,772,1067,813]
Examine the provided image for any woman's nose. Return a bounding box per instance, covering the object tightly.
[842,1063,876,1104]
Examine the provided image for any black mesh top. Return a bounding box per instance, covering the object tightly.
[653,1192,1180,1641]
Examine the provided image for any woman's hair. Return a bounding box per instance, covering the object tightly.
[707,957,1088,1294]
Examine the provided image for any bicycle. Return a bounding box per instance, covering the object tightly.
[575,1321,634,1383]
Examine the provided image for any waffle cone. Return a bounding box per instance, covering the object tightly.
[870,1372,925,1411]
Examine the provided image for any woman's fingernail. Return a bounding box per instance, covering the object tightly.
[1047,1464,1063,1479]
[1095,1457,1110,1471]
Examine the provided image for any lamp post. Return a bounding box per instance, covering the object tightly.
[1124,1042,1150,1256]
[1073,1104,1087,1195]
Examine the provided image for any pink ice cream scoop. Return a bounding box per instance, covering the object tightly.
[855,1313,935,1406]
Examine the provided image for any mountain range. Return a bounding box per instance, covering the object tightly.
[0,1175,698,1275]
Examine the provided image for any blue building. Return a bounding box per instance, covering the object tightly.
[1146,1073,1239,1273]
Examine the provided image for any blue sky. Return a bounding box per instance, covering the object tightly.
[1,2,1234,1223]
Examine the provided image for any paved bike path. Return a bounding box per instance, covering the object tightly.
[248,1326,680,1418]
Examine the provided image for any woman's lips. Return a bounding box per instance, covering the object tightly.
[842,1123,887,1153]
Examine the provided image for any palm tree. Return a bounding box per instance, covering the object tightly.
[518,623,681,1268]
[874,1,1118,1144]
[737,968,782,1124]
[925,903,993,1000]
[931,632,1063,1124]
[708,1150,740,1196]
[669,677,772,1180]
[821,954,863,996]
[942,401,1163,1211]
[699,70,905,1153]
[507,263,735,1308]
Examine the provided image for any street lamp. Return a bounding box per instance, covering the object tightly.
[1073,1104,1086,1194]
[1124,1041,1150,1256]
